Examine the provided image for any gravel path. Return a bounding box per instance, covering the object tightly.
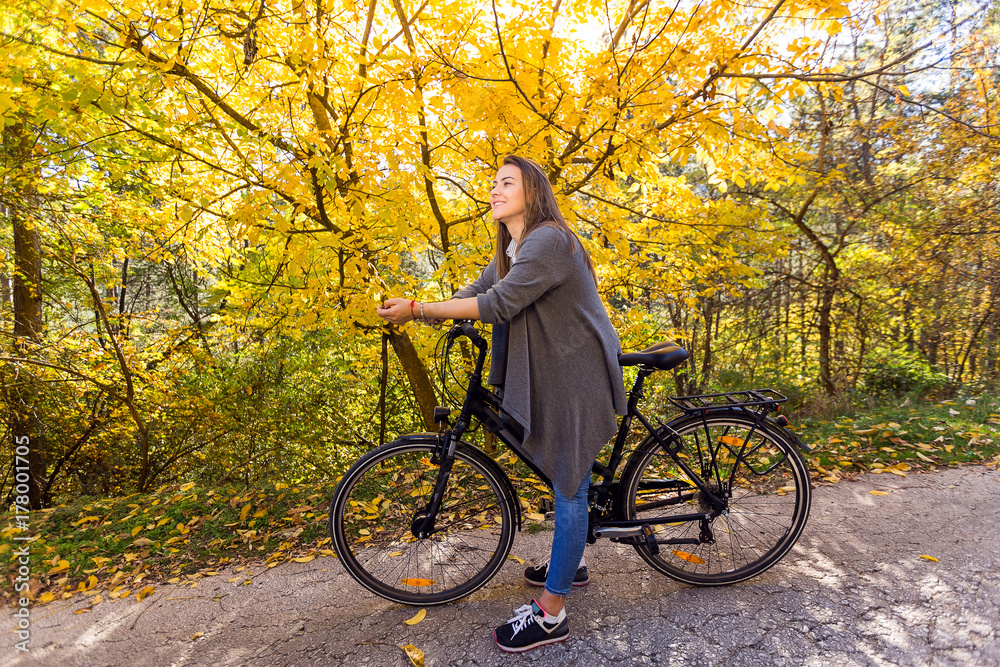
[3,465,999,666]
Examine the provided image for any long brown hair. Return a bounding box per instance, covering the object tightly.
[493,155,598,286]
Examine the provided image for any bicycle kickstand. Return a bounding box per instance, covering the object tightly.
[641,524,660,556]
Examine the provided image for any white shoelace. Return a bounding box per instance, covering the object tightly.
[506,604,538,636]
[532,556,585,570]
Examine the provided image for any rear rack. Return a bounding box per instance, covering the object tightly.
[667,388,787,412]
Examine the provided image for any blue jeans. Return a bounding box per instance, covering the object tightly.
[544,469,591,596]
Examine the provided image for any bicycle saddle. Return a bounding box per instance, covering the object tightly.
[618,341,690,371]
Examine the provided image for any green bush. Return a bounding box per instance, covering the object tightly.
[862,352,948,396]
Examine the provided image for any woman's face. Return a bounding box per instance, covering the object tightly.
[490,164,526,226]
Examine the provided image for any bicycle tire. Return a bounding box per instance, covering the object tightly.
[617,411,811,585]
[330,438,517,605]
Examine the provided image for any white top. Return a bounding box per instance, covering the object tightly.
[506,238,518,260]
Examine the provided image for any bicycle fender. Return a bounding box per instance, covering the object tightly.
[391,433,523,531]
[763,419,813,452]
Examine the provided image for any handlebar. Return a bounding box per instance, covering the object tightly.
[447,320,486,350]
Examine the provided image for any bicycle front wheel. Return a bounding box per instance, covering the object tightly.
[618,412,811,585]
[330,438,516,605]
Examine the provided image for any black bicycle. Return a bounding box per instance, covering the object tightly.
[329,321,812,605]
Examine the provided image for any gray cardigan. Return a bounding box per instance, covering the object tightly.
[453,226,627,498]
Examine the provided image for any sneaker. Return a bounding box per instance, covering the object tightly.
[524,558,589,587]
[494,600,569,652]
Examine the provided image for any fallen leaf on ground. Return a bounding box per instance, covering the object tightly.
[507,554,525,564]
[919,555,939,562]
[48,560,70,575]
[404,609,427,625]
[400,644,425,667]
[136,585,156,602]
[869,490,890,496]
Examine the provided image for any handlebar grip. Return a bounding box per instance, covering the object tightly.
[448,320,485,348]
[459,321,486,348]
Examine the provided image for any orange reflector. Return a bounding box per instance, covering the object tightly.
[672,550,705,564]
[400,578,435,587]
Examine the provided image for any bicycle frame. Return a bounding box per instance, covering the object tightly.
[421,322,797,545]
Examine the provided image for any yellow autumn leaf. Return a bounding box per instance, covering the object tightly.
[179,482,195,492]
[72,516,100,527]
[525,512,545,522]
[74,607,92,614]
[400,644,425,667]
[919,555,939,562]
[403,608,427,625]
[136,585,156,602]
[239,503,252,522]
[507,554,525,564]
[131,525,143,536]
[291,556,315,563]
[78,575,98,591]
[869,490,890,495]
[48,560,70,575]
[39,591,55,604]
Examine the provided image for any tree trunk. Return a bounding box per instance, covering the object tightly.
[386,327,438,430]
[817,279,837,396]
[700,296,714,389]
[5,123,48,509]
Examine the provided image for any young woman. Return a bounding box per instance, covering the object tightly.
[376,155,626,652]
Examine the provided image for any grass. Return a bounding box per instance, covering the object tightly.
[2,480,339,608]
[4,395,999,610]
[790,394,1000,482]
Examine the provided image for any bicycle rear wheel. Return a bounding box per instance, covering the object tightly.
[330,438,516,605]
[618,412,811,585]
